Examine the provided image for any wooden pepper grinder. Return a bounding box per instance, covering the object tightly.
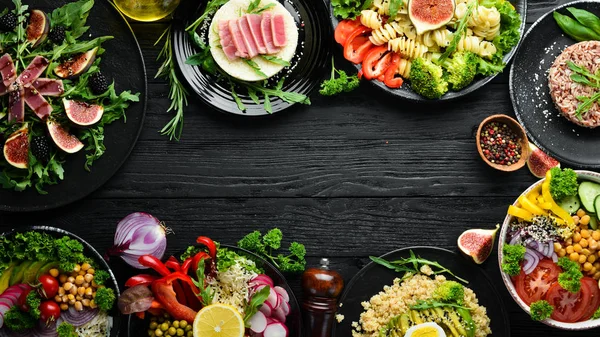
[301,258,344,337]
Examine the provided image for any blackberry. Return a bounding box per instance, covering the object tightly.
[89,72,109,95]
[0,13,17,32]
[31,136,51,163]
[48,26,66,44]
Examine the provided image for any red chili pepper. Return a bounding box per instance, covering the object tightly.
[181,258,193,275]
[138,255,171,277]
[165,256,182,272]
[125,274,159,288]
[151,272,199,323]
[196,236,217,258]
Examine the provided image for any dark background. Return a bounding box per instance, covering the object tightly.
[2,0,598,335]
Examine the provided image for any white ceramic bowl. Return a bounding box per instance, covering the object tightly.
[498,170,600,330]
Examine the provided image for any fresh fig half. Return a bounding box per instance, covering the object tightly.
[408,0,456,35]
[527,143,560,179]
[63,99,104,126]
[54,47,98,79]
[46,119,83,154]
[457,224,499,264]
[3,124,29,169]
[26,9,50,48]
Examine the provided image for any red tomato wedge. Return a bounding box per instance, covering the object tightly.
[362,46,393,80]
[545,282,591,323]
[580,277,600,320]
[335,19,363,45]
[343,28,373,64]
[514,259,560,305]
[383,53,404,88]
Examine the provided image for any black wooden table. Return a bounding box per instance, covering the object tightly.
[2,0,598,335]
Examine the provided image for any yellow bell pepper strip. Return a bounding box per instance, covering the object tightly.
[518,195,548,216]
[536,195,553,210]
[508,205,534,222]
[527,188,541,203]
[542,171,575,226]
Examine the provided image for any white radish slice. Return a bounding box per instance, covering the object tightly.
[0,310,4,328]
[249,311,268,333]
[281,301,290,316]
[251,274,274,287]
[259,302,272,317]
[272,306,286,323]
[0,298,12,307]
[263,322,288,337]
[266,288,278,308]
[274,286,289,303]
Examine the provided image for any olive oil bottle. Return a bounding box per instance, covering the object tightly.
[113,0,180,22]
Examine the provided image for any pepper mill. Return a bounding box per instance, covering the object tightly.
[301,258,344,337]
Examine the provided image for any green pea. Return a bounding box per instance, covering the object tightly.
[172,321,180,329]
[155,329,164,337]
[179,321,188,329]
[168,327,177,335]
[187,331,193,337]
[161,323,169,331]
[185,325,192,332]
[177,328,185,336]
[554,11,600,41]
[149,322,158,330]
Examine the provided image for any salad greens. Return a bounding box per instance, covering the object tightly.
[0,0,139,193]
[238,228,307,273]
[331,0,373,20]
[549,167,578,201]
[94,286,116,311]
[4,306,36,332]
[557,256,583,293]
[529,300,554,321]
[501,243,525,276]
[57,322,79,337]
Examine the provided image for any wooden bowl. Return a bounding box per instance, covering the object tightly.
[476,114,530,172]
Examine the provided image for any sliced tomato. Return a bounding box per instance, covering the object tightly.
[343,28,373,64]
[383,53,404,89]
[514,259,560,305]
[335,19,363,45]
[357,68,364,80]
[362,46,393,80]
[545,282,591,323]
[580,277,600,320]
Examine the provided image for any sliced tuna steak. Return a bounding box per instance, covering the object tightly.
[261,13,280,54]
[238,17,258,58]
[16,56,48,88]
[229,20,248,58]
[24,86,52,119]
[0,54,16,87]
[219,20,238,61]
[271,14,287,47]
[32,78,64,96]
[246,14,267,54]
[8,86,25,123]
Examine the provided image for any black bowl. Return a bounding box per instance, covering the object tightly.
[0,226,121,336]
[329,0,527,102]
[127,244,303,337]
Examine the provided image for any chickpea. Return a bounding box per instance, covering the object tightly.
[74,301,83,311]
[70,286,78,295]
[84,274,94,283]
[59,274,68,283]
[574,233,582,243]
[58,287,65,296]
[90,300,97,309]
[76,295,83,301]
[82,299,90,307]
[567,246,575,254]
[582,216,592,227]
[558,249,567,257]
[595,272,600,280]
[589,255,597,263]
[554,242,562,251]
[63,282,73,291]
[584,262,593,271]
[85,288,93,297]
[67,276,75,283]
[570,252,580,262]
[61,295,68,303]
[75,275,84,285]
[592,267,597,275]
[566,238,573,245]
[573,215,581,225]
[583,249,592,256]
[73,264,81,273]
[49,268,59,278]
[578,209,586,217]
[77,287,85,296]
[593,231,600,241]
[68,298,76,305]
[594,261,600,269]
[78,270,86,276]
[60,303,69,311]
[54,295,62,302]
[579,254,588,264]
[81,263,91,271]
[581,239,589,248]
[82,282,90,288]
[87,268,95,275]
[590,239,598,250]
[574,244,583,253]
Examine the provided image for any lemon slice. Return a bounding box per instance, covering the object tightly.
[193,303,245,337]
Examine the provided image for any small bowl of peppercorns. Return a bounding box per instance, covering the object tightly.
[476,114,530,172]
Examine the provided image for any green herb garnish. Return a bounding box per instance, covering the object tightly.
[238,228,307,273]
[243,285,270,325]
[192,257,216,305]
[410,299,471,311]
[243,58,268,78]
[261,55,291,66]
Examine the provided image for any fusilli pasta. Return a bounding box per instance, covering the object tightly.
[360,10,382,30]
[456,36,497,58]
[388,37,429,60]
[371,0,407,16]
[370,19,417,45]
[420,28,454,48]
[397,58,411,78]
[470,6,501,40]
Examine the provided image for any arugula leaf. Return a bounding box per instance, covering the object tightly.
[192,258,216,305]
[243,58,268,78]
[261,55,291,66]
[438,1,476,64]
[410,299,471,311]
[246,0,261,13]
[243,286,270,325]
[50,0,94,39]
[251,3,276,14]
[388,0,404,20]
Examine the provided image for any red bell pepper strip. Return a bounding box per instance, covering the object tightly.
[383,53,404,89]
[173,280,187,306]
[151,272,199,323]
[125,274,159,288]
[182,283,202,311]
[191,252,210,274]
[181,258,193,275]
[196,236,217,258]
[165,256,182,272]
[135,312,145,320]
[139,255,171,277]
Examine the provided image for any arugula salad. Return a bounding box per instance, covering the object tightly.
[0,0,139,193]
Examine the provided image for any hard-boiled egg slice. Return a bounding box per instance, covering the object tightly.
[404,322,447,337]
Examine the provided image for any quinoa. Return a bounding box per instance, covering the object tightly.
[351,274,491,337]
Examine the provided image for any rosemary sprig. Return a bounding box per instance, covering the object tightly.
[155,25,189,141]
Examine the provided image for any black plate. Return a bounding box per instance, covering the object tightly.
[329,0,527,102]
[334,247,510,337]
[510,0,600,168]
[0,0,146,212]
[0,226,121,336]
[127,245,303,337]
[173,0,332,116]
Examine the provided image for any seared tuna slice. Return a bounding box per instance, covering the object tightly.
[238,17,258,58]
[8,85,24,122]
[32,78,64,96]
[271,14,287,47]
[0,54,16,87]
[261,13,280,54]
[24,86,52,119]
[246,14,267,54]
[229,20,248,58]
[16,56,48,87]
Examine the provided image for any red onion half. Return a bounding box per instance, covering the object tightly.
[106,212,169,269]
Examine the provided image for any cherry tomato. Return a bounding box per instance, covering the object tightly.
[580,277,600,320]
[38,274,59,299]
[362,46,393,80]
[383,53,404,88]
[334,19,363,45]
[514,259,560,305]
[39,300,61,323]
[545,282,591,323]
[343,28,374,64]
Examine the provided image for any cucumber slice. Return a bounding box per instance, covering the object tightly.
[590,216,599,230]
[558,195,581,214]
[578,181,600,212]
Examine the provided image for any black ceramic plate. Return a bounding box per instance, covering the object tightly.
[127,245,303,337]
[173,0,332,116]
[334,247,510,337]
[0,226,121,336]
[330,0,527,102]
[510,0,600,168]
[0,0,146,212]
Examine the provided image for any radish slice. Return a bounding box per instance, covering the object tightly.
[259,302,272,317]
[250,274,274,288]
[263,322,288,337]
[266,288,278,308]
[272,306,286,323]
[0,298,12,307]
[274,286,289,303]
[281,302,290,316]
[0,311,3,329]
[249,311,268,333]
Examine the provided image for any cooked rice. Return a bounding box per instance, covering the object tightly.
[548,40,600,128]
[351,274,491,337]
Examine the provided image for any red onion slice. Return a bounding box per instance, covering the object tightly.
[523,248,540,275]
[61,307,98,327]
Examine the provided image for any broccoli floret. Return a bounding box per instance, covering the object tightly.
[95,287,116,311]
[433,281,465,304]
[501,244,526,276]
[319,58,360,96]
[549,168,578,201]
[4,306,36,332]
[442,51,478,91]
[94,269,110,286]
[57,322,78,337]
[557,257,583,293]
[410,57,448,99]
[530,300,554,321]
